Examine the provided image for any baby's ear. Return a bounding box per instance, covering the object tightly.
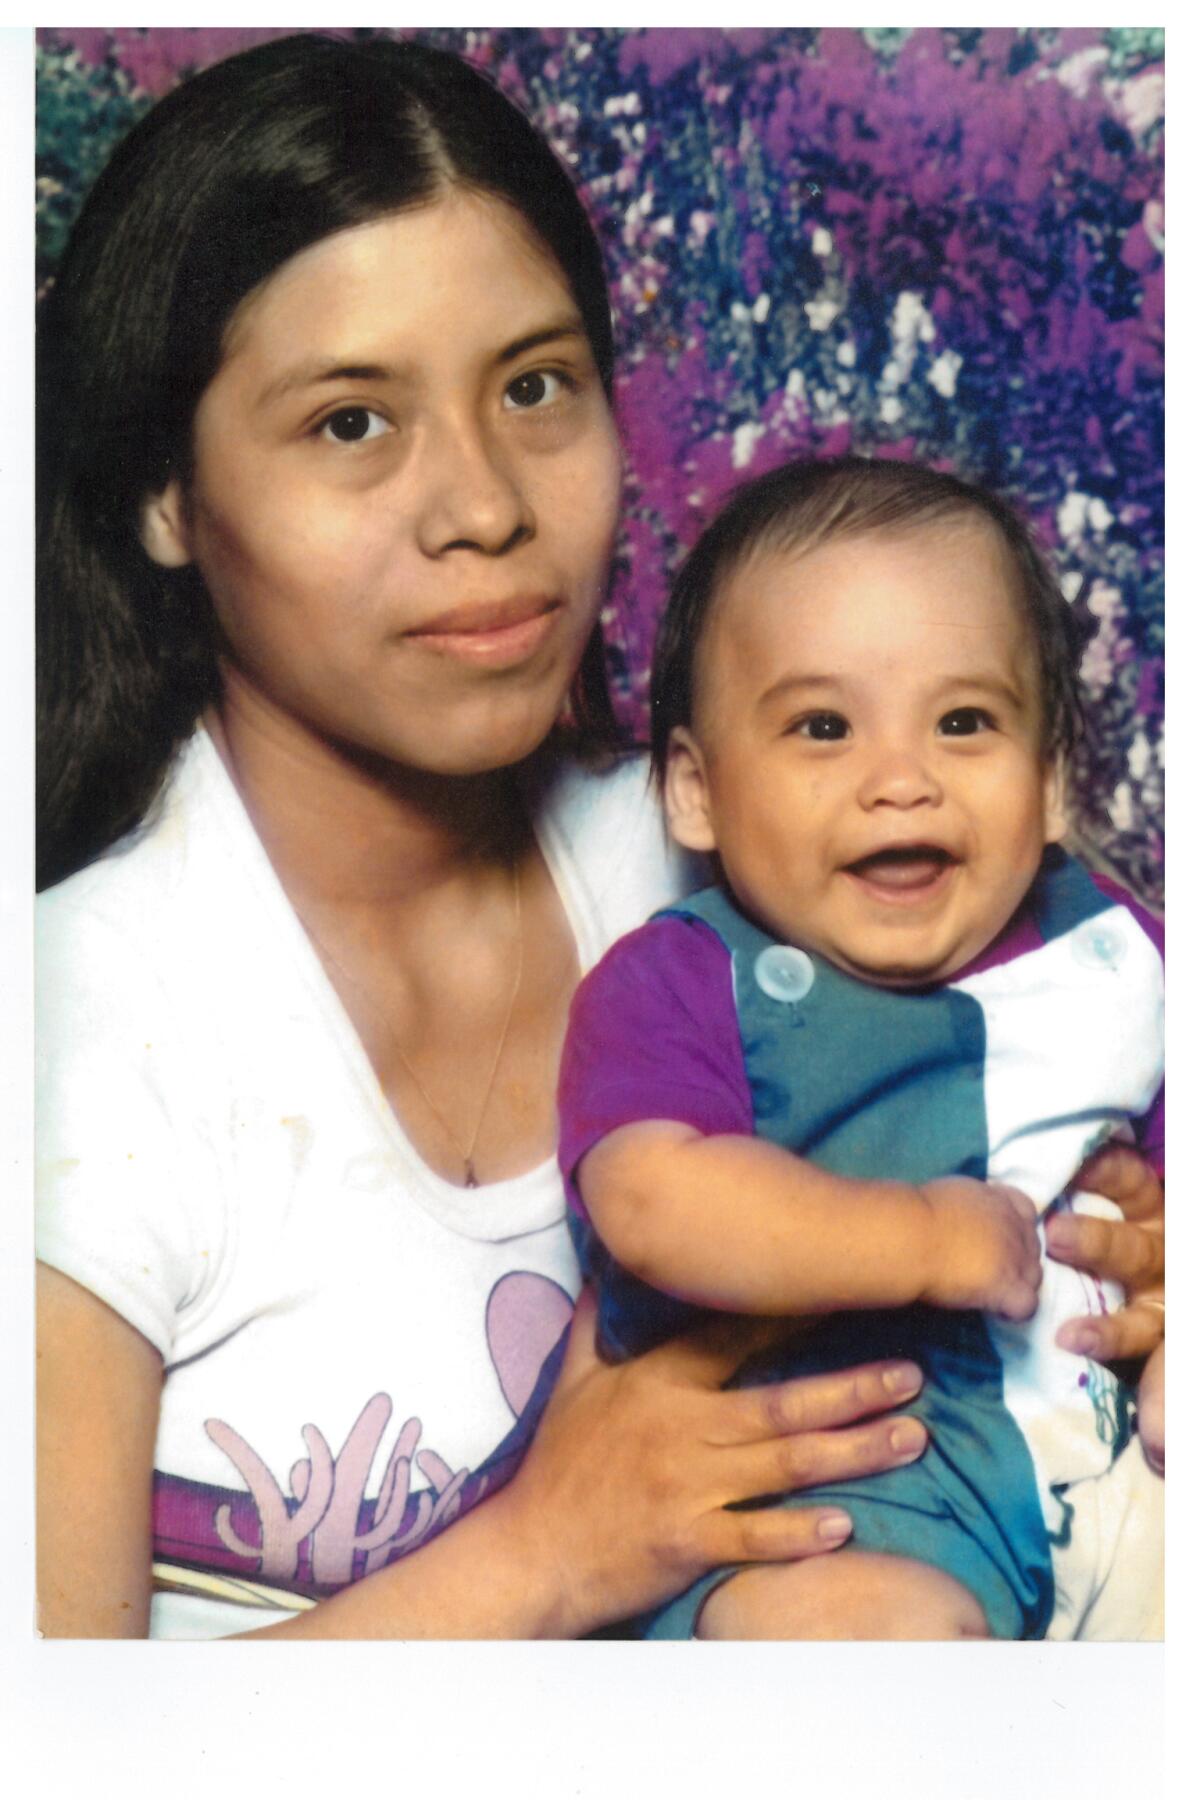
[138,478,193,568]
[663,727,718,853]
[1042,756,1069,845]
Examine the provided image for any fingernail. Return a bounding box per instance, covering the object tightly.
[882,1361,922,1398]
[890,1419,926,1460]
[817,1510,853,1542]
[1058,1323,1101,1355]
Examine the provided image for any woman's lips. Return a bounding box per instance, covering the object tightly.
[842,845,959,902]
[405,598,562,667]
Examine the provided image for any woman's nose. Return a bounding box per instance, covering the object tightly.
[415,415,533,557]
[856,742,943,811]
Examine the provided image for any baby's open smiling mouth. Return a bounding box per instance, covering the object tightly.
[841,845,960,897]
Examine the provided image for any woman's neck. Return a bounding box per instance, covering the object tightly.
[207,674,530,912]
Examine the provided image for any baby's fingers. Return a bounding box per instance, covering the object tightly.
[993,1183,1038,1224]
[995,1274,1041,1322]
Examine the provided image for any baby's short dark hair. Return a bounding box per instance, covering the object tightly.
[650,455,1083,780]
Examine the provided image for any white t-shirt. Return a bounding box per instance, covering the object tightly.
[35,728,1162,1641]
[36,728,692,1638]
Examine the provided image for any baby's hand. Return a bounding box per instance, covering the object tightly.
[917,1178,1042,1320]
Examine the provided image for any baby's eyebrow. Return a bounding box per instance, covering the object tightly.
[931,673,1029,709]
[755,672,842,712]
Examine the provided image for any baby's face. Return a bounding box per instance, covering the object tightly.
[665,518,1067,987]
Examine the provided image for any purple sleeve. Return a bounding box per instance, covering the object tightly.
[1092,875,1165,1175]
[557,914,753,1218]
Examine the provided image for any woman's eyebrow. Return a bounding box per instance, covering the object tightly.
[255,360,402,409]
[496,321,587,364]
[254,322,586,410]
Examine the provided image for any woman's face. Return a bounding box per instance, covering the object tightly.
[143,188,623,775]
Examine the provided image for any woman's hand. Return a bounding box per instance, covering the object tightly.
[489,1287,929,1639]
[1047,1144,1164,1363]
[1046,1143,1164,1474]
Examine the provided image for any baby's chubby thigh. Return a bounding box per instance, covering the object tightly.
[695,1548,991,1641]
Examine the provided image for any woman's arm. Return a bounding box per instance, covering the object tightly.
[247,1289,928,1639]
[36,1265,163,1638]
[37,1269,929,1639]
[580,1120,1042,1322]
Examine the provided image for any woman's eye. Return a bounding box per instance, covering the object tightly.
[938,707,995,737]
[503,369,569,411]
[793,712,850,742]
[318,407,391,444]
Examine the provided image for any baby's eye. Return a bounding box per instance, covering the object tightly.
[503,368,572,411]
[938,707,996,737]
[318,407,391,444]
[792,712,850,742]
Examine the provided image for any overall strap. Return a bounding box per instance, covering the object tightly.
[1027,847,1122,945]
[657,887,992,1186]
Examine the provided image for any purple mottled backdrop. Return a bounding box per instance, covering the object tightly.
[36,26,1164,903]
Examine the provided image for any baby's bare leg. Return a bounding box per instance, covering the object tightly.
[696,1549,991,1641]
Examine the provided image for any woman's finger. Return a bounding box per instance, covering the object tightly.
[1138,1342,1165,1475]
[1074,1144,1164,1222]
[1045,1211,1164,1292]
[702,1500,857,1569]
[725,1411,929,1499]
[1056,1298,1164,1364]
[703,1415,928,1554]
[556,1282,602,1384]
[711,1358,925,1447]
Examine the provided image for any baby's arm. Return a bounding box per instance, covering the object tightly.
[578,1123,1042,1322]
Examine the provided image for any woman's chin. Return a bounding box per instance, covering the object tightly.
[364,700,571,783]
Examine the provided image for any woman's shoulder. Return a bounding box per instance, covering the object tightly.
[36,729,253,991]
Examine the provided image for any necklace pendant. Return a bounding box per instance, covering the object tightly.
[464,1159,479,1189]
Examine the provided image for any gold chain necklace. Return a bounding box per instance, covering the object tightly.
[301,862,524,1189]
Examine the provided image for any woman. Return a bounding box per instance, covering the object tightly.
[35,33,1163,1640]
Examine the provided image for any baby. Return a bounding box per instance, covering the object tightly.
[558,456,1163,1641]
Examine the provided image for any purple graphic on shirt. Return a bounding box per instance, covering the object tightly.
[152,1271,574,1597]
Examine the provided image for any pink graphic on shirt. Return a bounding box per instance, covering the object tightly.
[155,1270,574,1595]
[206,1399,471,1587]
[486,1271,575,1414]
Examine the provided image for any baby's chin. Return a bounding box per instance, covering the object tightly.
[727,882,995,990]
[822,932,989,991]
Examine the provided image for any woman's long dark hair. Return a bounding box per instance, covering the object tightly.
[37,32,621,891]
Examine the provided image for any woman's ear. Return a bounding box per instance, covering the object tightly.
[1042,756,1069,845]
[664,726,718,853]
[138,479,193,568]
